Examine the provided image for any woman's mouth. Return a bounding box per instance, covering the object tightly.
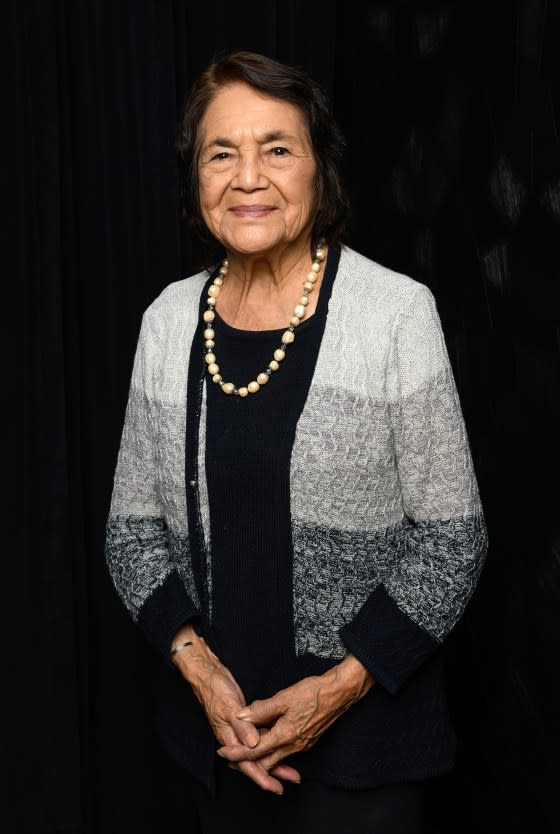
[229,205,277,218]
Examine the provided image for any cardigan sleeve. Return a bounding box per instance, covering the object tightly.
[339,283,488,694]
[104,306,200,669]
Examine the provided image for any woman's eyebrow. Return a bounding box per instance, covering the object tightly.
[202,130,300,152]
[201,137,237,153]
[259,130,299,143]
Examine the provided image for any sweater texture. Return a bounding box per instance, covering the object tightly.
[105,245,488,797]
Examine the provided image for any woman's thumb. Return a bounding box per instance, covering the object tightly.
[236,696,279,724]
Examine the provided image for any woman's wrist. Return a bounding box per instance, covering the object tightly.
[170,623,212,680]
[170,621,198,651]
[321,653,375,706]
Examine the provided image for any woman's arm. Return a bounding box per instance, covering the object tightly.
[172,621,303,794]
[338,283,489,694]
[104,307,199,669]
[106,307,300,794]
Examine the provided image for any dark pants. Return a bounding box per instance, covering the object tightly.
[186,759,425,834]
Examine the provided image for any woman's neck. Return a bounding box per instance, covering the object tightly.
[214,241,326,331]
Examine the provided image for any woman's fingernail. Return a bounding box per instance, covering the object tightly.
[216,749,225,757]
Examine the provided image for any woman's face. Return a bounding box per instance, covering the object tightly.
[197,81,318,256]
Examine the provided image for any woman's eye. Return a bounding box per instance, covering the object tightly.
[269,146,290,156]
[212,151,231,161]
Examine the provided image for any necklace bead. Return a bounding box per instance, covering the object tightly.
[203,243,326,396]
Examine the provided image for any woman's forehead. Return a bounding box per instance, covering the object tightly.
[199,82,309,144]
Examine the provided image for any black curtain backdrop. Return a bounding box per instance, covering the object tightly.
[18,1,559,832]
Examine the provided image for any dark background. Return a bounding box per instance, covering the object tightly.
[18,1,559,832]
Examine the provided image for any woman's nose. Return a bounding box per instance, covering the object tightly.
[233,153,266,190]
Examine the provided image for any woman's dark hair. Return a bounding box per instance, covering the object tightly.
[175,50,349,265]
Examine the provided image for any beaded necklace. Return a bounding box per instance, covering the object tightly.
[202,242,326,397]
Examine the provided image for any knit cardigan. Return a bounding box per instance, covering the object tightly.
[105,243,488,747]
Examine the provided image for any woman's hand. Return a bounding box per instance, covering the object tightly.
[216,654,375,774]
[171,624,301,794]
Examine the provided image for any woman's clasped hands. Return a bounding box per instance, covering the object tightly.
[171,624,374,795]
[219,657,375,786]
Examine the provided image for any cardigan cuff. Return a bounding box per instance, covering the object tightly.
[136,569,200,669]
[339,584,439,694]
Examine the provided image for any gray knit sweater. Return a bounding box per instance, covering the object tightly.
[105,243,488,704]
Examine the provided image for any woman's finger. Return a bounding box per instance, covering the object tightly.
[236,694,284,726]
[228,755,301,784]
[218,723,291,762]
[233,760,285,795]
[230,762,302,785]
[254,749,298,772]
[218,726,285,793]
[216,721,241,748]
[231,715,260,748]
[269,763,301,783]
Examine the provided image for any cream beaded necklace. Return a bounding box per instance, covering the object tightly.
[202,242,326,397]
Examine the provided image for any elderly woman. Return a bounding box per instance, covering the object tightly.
[105,51,488,833]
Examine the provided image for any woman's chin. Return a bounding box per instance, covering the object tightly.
[224,238,280,256]
[220,226,300,257]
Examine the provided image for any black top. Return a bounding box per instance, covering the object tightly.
[153,246,456,796]
[204,249,338,706]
